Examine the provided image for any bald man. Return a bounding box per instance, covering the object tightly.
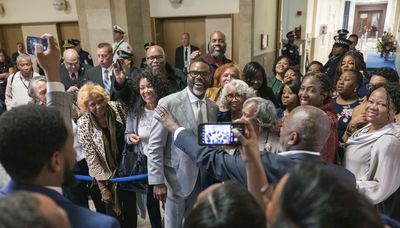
[191,31,232,85]
[59,49,91,97]
[155,105,356,186]
[144,45,186,93]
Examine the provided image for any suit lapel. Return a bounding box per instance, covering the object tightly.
[177,90,197,131]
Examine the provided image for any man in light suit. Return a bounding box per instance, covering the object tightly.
[175,33,199,73]
[85,42,131,103]
[0,34,120,228]
[147,58,218,228]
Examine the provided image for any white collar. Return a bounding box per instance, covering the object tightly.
[186,87,206,104]
[278,150,320,156]
[44,186,63,194]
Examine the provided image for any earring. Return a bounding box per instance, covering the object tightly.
[354,88,358,93]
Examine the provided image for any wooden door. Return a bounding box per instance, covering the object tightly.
[57,22,80,52]
[0,24,23,57]
[154,17,205,66]
[353,4,386,38]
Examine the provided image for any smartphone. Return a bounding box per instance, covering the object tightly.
[198,123,244,146]
[26,36,48,55]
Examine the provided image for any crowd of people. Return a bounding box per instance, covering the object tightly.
[0,24,399,228]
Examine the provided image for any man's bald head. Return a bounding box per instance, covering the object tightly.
[63,49,80,73]
[208,31,227,58]
[146,45,166,74]
[280,105,330,152]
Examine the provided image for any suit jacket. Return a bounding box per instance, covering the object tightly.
[85,65,131,103]
[59,63,92,91]
[174,129,356,187]
[0,181,119,228]
[147,89,218,197]
[175,45,199,71]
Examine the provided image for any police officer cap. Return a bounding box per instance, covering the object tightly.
[117,50,133,59]
[63,39,75,48]
[337,29,349,36]
[113,25,125,34]
[144,42,155,50]
[70,39,80,46]
[334,38,351,47]
[286,31,295,38]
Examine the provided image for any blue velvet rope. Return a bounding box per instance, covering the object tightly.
[74,173,148,183]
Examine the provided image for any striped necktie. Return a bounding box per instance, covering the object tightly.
[103,69,111,95]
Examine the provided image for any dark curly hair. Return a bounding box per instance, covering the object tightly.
[369,67,399,83]
[283,66,303,81]
[336,51,367,79]
[368,83,400,114]
[129,70,170,117]
[273,56,292,75]
[306,61,323,73]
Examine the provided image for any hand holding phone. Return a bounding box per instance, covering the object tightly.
[26,36,48,55]
[198,123,244,146]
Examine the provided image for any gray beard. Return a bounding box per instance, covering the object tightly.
[211,50,225,58]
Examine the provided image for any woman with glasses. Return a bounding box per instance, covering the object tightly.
[218,79,256,122]
[205,63,241,105]
[298,72,338,163]
[344,83,400,219]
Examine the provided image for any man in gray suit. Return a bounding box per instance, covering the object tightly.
[147,58,218,228]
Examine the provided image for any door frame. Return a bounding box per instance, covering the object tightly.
[353,3,387,38]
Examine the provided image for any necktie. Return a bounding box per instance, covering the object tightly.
[184,47,188,61]
[70,73,77,86]
[103,69,111,95]
[197,100,203,125]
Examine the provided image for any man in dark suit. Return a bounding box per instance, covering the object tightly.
[85,42,131,103]
[11,42,27,66]
[59,49,91,102]
[175,33,199,73]
[0,34,120,228]
[155,105,356,187]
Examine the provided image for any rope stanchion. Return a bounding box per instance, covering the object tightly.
[74,173,148,183]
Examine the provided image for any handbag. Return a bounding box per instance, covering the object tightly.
[117,116,148,193]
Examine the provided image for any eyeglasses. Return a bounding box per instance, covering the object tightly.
[226,93,244,100]
[64,61,79,67]
[146,55,165,61]
[366,99,388,109]
[189,71,210,78]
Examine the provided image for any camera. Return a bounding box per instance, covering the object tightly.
[198,123,244,146]
[26,36,48,55]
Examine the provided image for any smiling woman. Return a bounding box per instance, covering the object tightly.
[344,83,400,220]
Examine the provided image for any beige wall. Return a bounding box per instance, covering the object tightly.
[0,0,78,24]
[149,0,239,17]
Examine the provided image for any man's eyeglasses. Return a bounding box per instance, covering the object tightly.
[64,61,79,67]
[146,55,165,61]
[189,71,209,78]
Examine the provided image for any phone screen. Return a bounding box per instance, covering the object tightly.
[26,36,48,55]
[198,123,244,146]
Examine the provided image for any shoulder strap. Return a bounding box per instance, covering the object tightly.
[9,73,16,86]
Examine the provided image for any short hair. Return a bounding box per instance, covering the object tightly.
[277,79,301,106]
[97,42,113,54]
[189,57,211,73]
[273,162,384,228]
[130,70,171,117]
[306,61,323,73]
[302,72,333,104]
[182,32,190,38]
[28,76,47,98]
[273,56,292,75]
[184,181,266,228]
[349,34,359,40]
[243,97,276,131]
[213,63,240,87]
[220,79,256,109]
[338,69,364,91]
[369,67,399,83]
[16,54,32,65]
[0,105,68,182]
[368,83,400,114]
[0,192,52,228]
[77,82,110,113]
[16,42,24,46]
[283,66,303,81]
